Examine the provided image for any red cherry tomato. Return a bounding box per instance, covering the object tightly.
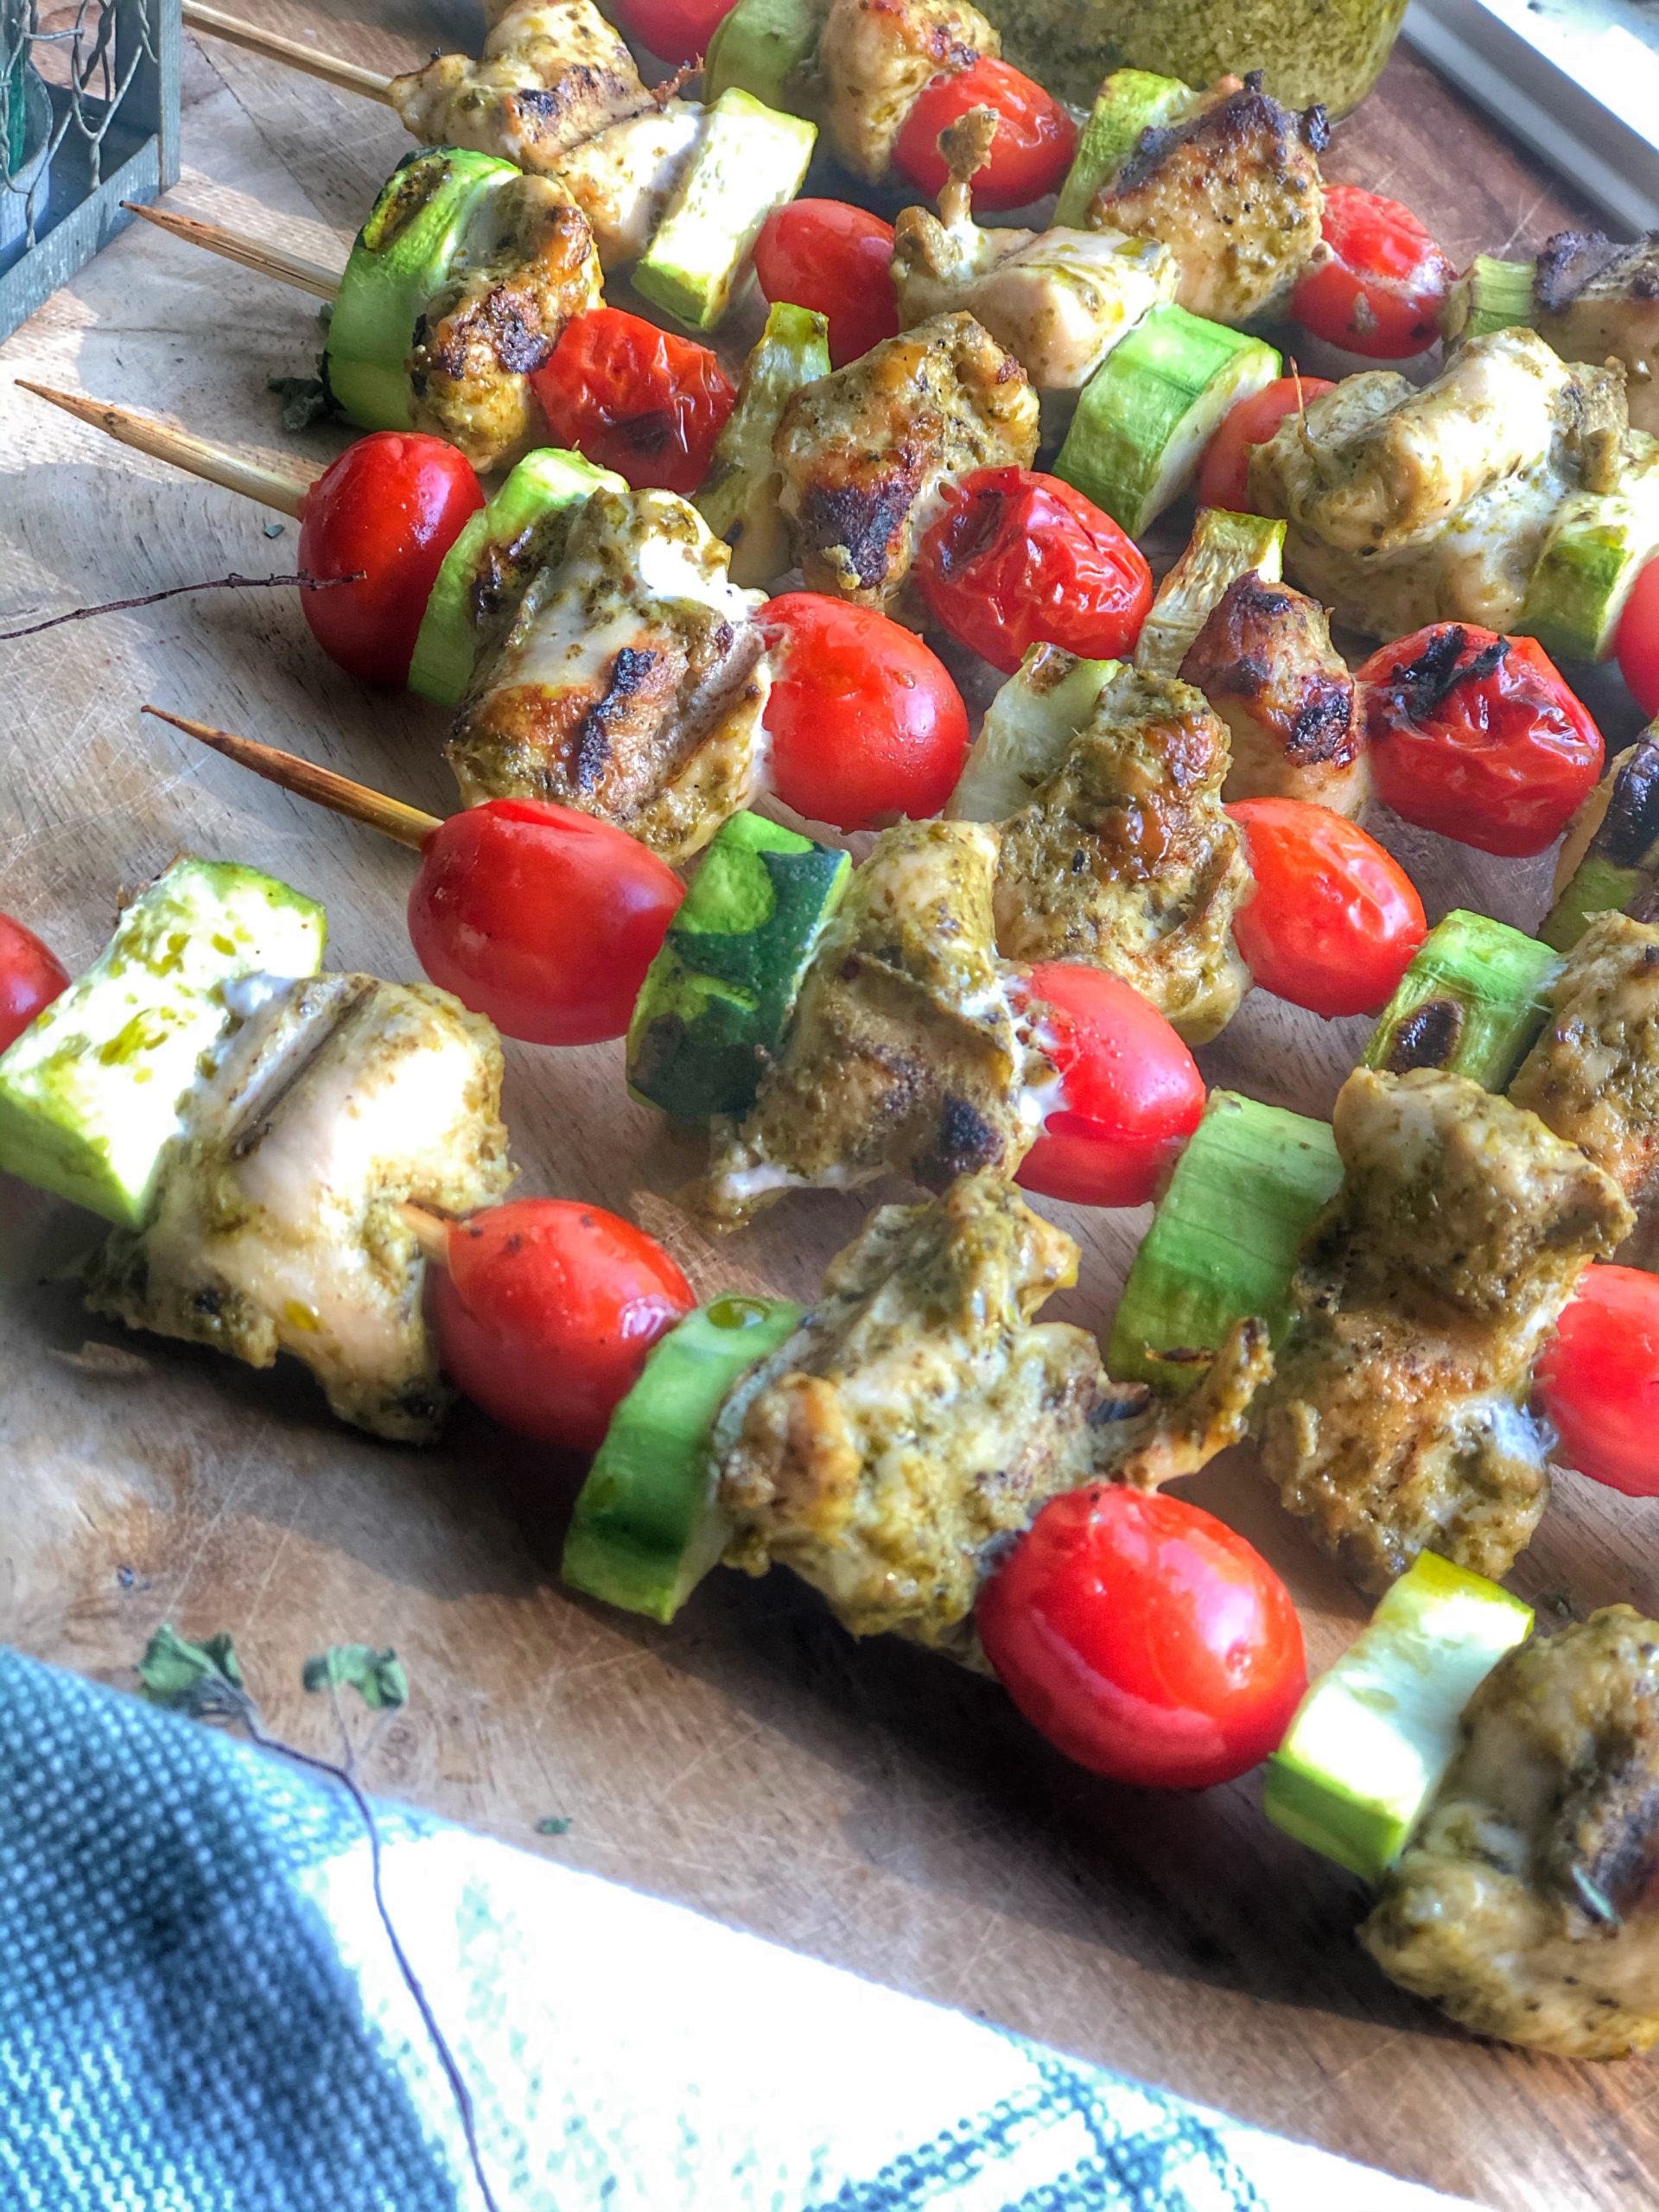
[296,432,485,689]
[1291,187,1454,359]
[408,798,684,1046]
[893,57,1077,211]
[1197,376,1337,512]
[915,467,1153,677]
[1011,963,1205,1208]
[1536,1266,1659,1499]
[1359,624,1605,859]
[0,912,70,1052]
[760,592,970,830]
[1227,798,1427,1019]
[978,1484,1306,1790]
[430,1198,693,1454]
[1617,556,1659,718]
[753,200,900,371]
[529,308,735,497]
[606,0,732,60]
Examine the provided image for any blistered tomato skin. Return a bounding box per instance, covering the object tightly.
[1227,798,1427,1019]
[408,798,684,1046]
[0,912,70,1053]
[1536,1265,1659,1498]
[530,308,735,496]
[297,432,486,688]
[977,1485,1307,1791]
[431,1198,693,1455]
[753,201,899,370]
[893,58,1077,211]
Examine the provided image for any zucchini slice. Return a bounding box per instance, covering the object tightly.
[1520,429,1659,663]
[1134,506,1286,677]
[1361,910,1561,1089]
[1053,68,1195,230]
[1440,254,1536,348]
[634,90,817,333]
[1541,732,1659,950]
[703,0,823,111]
[948,645,1119,822]
[696,301,831,588]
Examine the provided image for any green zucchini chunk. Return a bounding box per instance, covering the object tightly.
[1134,506,1286,677]
[949,645,1120,822]
[1053,69,1195,231]
[1541,732,1659,951]
[626,810,851,1122]
[1361,910,1561,1089]
[1264,1553,1534,1882]
[408,447,625,706]
[634,90,817,333]
[0,859,326,1227]
[1440,254,1536,348]
[703,0,823,111]
[324,148,516,432]
[1055,306,1281,537]
[1106,1090,1341,1386]
[562,1293,804,1622]
[1521,429,1659,663]
[696,301,831,588]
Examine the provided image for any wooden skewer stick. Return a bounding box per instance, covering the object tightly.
[141,706,442,852]
[181,0,397,105]
[121,200,342,301]
[17,380,315,519]
[397,1201,454,1263]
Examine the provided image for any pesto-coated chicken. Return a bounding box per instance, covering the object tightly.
[1079,75,1327,326]
[806,0,997,183]
[1534,230,1659,440]
[773,310,1039,613]
[696,820,1048,1230]
[992,664,1252,1045]
[449,486,768,862]
[409,180,601,470]
[1363,1607,1659,2058]
[1257,1067,1632,1593]
[390,0,650,170]
[86,976,512,1443]
[1179,573,1369,816]
[715,1173,1272,1648]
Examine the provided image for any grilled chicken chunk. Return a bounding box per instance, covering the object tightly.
[992,664,1252,1045]
[449,486,768,862]
[774,310,1039,613]
[1179,574,1369,815]
[716,1173,1271,1648]
[1534,231,1659,440]
[1080,75,1327,326]
[1257,1068,1632,1593]
[86,976,512,1443]
[542,99,705,268]
[696,820,1047,1229]
[808,0,997,183]
[409,181,601,470]
[1363,1608,1659,2058]
[390,0,650,169]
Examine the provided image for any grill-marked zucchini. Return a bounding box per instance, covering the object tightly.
[1361,910,1561,1089]
[1135,506,1286,677]
[696,302,830,587]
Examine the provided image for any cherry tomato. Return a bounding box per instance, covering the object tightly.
[978,1484,1306,1790]
[915,467,1153,677]
[1616,556,1659,718]
[1291,187,1454,359]
[606,0,732,61]
[1226,798,1427,1019]
[1360,624,1605,859]
[893,57,1077,211]
[760,592,970,830]
[1197,375,1337,512]
[1011,963,1204,1208]
[530,308,735,497]
[1535,1266,1659,1499]
[409,798,684,1046]
[753,200,899,371]
[0,912,69,1052]
[296,432,485,689]
[430,1198,693,1455]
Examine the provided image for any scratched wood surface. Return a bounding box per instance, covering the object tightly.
[3,13,1656,2206]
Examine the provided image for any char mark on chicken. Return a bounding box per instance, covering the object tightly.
[1534,229,1659,439]
[390,0,652,168]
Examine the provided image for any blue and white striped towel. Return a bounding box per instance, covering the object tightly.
[0,1649,1478,2211]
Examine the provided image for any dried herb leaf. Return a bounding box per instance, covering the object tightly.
[302,1644,410,1711]
[137,1624,248,1719]
[535,1816,573,1836]
[268,374,335,432]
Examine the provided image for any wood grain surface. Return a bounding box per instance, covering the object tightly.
[3,15,1655,2206]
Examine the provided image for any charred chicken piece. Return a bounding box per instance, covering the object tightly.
[716,1172,1271,1647]
[1179,573,1369,816]
[808,0,997,183]
[1535,230,1659,440]
[773,309,1039,614]
[1081,74,1327,326]
[86,976,512,1443]
[992,664,1252,1045]
[696,820,1047,1230]
[1257,1067,1632,1593]
[448,486,769,863]
[1363,1607,1659,2058]
[390,0,651,170]
[409,180,601,470]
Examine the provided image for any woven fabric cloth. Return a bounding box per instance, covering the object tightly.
[0,1649,1473,2212]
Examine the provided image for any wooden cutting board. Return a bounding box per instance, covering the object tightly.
[3,12,1655,2205]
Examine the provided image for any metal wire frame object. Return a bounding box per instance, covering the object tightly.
[1,0,180,340]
